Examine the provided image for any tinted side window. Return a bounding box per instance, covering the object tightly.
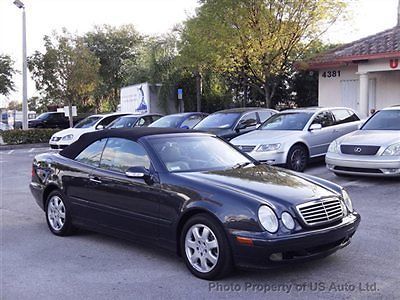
[137,116,154,127]
[332,109,351,125]
[151,115,162,123]
[258,111,273,123]
[347,110,360,122]
[100,138,150,173]
[238,112,258,126]
[75,139,107,167]
[181,115,203,128]
[313,111,334,128]
[97,115,123,128]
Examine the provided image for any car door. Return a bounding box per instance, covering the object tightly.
[307,111,336,156]
[331,109,361,139]
[86,138,160,239]
[65,138,108,222]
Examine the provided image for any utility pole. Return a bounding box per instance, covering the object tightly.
[13,0,28,130]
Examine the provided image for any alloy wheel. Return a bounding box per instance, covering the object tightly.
[47,195,66,231]
[290,148,307,171]
[184,224,219,273]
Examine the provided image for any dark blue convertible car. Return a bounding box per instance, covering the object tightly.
[30,128,360,280]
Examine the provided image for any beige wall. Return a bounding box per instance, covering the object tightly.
[318,60,400,115]
[373,71,400,109]
[318,65,358,108]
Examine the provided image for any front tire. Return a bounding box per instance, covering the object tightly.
[45,190,75,236]
[286,144,308,172]
[181,214,233,280]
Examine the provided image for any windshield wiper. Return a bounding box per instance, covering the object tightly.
[232,162,253,169]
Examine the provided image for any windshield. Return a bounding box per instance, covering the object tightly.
[149,135,251,172]
[362,110,400,130]
[149,115,184,128]
[194,113,240,129]
[108,116,138,129]
[74,116,101,128]
[260,112,313,131]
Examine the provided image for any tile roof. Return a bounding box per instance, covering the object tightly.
[306,26,400,68]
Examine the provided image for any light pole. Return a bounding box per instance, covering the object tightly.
[13,0,28,130]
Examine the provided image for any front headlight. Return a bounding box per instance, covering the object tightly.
[258,206,279,233]
[342,189,353,213]
[382,142,400,156]
[62,134,74,141]
[256,143,281,152]
[328,140,339,153]
[281,212,295,230]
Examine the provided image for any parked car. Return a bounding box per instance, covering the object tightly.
[30,128,360,280]
[230,107,361,172]
[326,106,400,176]
[193,107,277,140]
[107,113,163,129]
[49,113,129,149]
[28,112,70,129]
[148,112,208,129]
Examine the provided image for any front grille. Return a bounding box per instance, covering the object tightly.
[296,197,344,226]
[237,145,256,152]
[340,145,380,155]
[334,166,383,174]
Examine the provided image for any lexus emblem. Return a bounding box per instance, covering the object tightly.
[354,147,362,153]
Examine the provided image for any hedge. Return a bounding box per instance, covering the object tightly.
[1,129,59,145]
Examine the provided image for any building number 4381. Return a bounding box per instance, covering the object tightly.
[322,70,341,78]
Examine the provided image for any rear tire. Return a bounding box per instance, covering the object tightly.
[45,190,75,236]
[180,214,233,280]
[286,144,308,172]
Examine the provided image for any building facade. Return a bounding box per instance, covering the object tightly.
[308,26,400,118]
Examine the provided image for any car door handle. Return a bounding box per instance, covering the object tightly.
[89,176,102,184]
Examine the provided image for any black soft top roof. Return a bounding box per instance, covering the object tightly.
[60,127,199,159]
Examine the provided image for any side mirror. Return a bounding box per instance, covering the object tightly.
[96,125,104,130]
[309,123,322,131]
[125,166,150,179]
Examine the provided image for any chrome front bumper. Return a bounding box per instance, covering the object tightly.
[326,153,400,176]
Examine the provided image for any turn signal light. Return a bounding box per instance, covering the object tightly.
[236,236,254,246]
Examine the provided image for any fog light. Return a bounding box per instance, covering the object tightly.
[269,252,283,261]
[326,164,334,170]
[381,168,400,174]
[281,212,295,230]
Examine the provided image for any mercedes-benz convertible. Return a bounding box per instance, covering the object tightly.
[30,128,360,279]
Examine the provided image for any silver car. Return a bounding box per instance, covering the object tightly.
[326,106,400,177]
[230,107,361,171]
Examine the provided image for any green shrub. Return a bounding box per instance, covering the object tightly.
[1,129,59,145]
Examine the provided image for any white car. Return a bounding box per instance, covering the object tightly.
[49,113,128,149]
[230,107,361,171]
[326,106,400,177]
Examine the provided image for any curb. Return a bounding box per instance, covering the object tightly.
[0,143,49,151]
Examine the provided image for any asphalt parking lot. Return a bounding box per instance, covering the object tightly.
[1,147,399,300]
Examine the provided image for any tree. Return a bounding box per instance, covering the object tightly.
[84,25,142,111]
[28,30,100,127]
[0,54,17,96]
[182,0,348,108]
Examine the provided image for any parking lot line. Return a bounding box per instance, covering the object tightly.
[7,150,14,154]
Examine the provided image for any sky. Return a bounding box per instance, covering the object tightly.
[0,0,399,107]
